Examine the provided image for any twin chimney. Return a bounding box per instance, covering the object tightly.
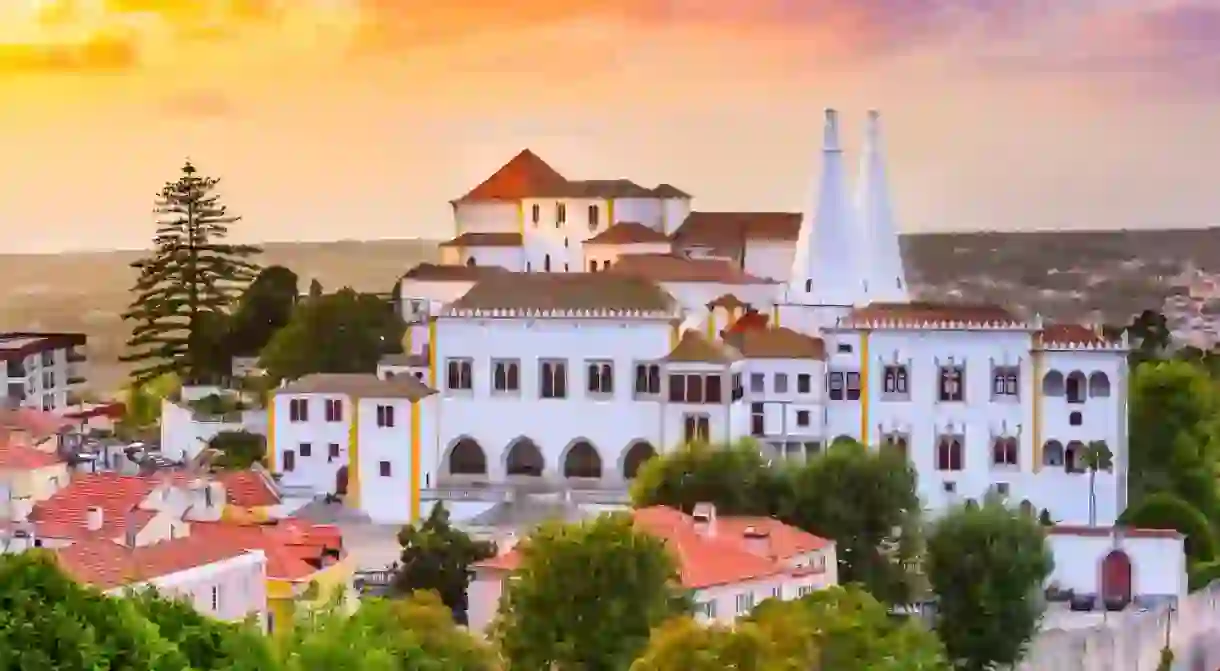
[85,505,104,531]
[692,502,717,537]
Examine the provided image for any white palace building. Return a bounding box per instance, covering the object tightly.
[266,110,1186,606]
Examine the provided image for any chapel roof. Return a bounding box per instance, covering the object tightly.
[608,253,772,284]
[274,373,436,400]
[448,273,676,314]
[669,211,802,254]
[584,221,672,245]
[453,150,690,202]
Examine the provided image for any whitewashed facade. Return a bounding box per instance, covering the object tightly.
[268,109,1175,611]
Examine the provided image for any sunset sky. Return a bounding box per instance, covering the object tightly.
[0,0,1217,253]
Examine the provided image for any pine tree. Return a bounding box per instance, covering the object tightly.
[121,160,261,387]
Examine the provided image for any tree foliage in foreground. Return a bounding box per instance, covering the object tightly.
[393,503,495,619]
[121,160,261,386]
[259,287,404,383]
[492,514,689,671]
[632,439,922,604]
[925,499,1053,671]
[632,585,949,671]
[278,590,497,671]
[207,429,267,470]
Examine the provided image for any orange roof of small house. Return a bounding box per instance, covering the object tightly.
[55,535,258,590]
[191,519,344,582]
[585,222,671,245]
[664,330,741,364]
[0,441,62,470]
[609,254,772,284]
[476,506,829,589]
[1039,324,1113,346]
[723,326,827,360]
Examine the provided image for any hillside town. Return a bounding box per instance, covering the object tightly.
[4,110,1220,671]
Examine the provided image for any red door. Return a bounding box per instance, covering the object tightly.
[1100,550,1133,605]
[335,466,349,497]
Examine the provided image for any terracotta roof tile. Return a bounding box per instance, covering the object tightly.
[0,407,74,441]
[664,330,741,364]
[726,311,771,334]
[0,442,62,470]
[1039,323,1112,346]
[449,273,676,313]
[55,535,258,590]
[454,150,690,202]
[274,373,436,400]
[191,520,343,582]
[584,222,671,245]
[670,212,802,253]
[609,254,773,284]
[476,506,829,589]
[402,263,511,282]
[30,471,278,541]
[723,326,826,360]
[455,149,569,202]
[438,232,523,248]
[846,301,1020,327]
[214,470,280,507]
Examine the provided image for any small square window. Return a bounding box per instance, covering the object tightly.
[379,461,392,477]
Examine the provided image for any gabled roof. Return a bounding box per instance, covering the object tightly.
[0,442,62,470]
[454,150,690,202]
[664,330,741,364]
[191,519,344,582]
[455,149,569,202]
[476,506,829,589]
[438,232,523,248]
[670,212,802,252]
[448,273,676,314]
[723,326,827,360]
[55,535,258,590]
[608,253,773,284]
[1039,323,1113,346]
[275,373,436,400]
[584,222,671,245]
[706,294,750,310]
[845,301,1020,327]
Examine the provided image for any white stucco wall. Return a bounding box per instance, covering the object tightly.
[453,203,518,234]
[1047,532,1186,598]
[272,394,351,496]
[113,550,268,625]
[160,400,267,464]
[743,241,796,282]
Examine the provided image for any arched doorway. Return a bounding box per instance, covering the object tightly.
[1100,550,1133,608]
[563,440,602,479]
[505,438,545,477]
[447,437,488,476]
[335,466,349,497]
[622,441,658,479]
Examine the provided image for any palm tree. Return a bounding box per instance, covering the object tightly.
[1083,440,1114,526]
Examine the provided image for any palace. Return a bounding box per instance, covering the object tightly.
[268,109,1131,536]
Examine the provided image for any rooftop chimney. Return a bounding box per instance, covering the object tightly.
[741,525,772,558]
[691,502,717,537]
[85,505,103,531]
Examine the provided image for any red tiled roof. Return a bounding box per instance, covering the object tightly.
[401,263,511,282]
[670,212,802,253]
[0,407,74,441]
[191,519,343,582]
[584,222,671,245]
[214,470,280,507]
[726,311,771,334]
[1039,324,1112,347]
[455,150,570,202]
[30,471,279,540]
[609,253,773,284]
[55,535,258,590]
[0,442,62,470]
[846,302,1020,327]
[477,506,829,589]
[438,232,524,248]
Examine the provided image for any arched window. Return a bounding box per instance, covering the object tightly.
[1065,372,1087,404]
[1042,440,1064,467]
[466,256,477,267]
[1088,372,1111,398]
[1042,371,1065,397]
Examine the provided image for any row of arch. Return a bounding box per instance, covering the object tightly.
[444,437,659,480]
[1042,370,1110,402]
[1042,440,1111,472]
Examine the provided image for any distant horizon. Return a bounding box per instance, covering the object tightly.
[2,2,1218,252]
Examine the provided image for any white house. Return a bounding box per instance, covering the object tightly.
[269,373,437,524]
[268,108,1179,611]
[467,503,837,631]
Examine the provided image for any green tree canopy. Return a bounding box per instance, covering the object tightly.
[259,287,405,382]
[228,265,300,357]
[1128,359,1220,522]
[492,514,689,671]
[206,429,267,470]
[127,588,275,670]
[1119,491,1217,564]
[278,590,495,671]
[925,499,1053,671]
[392,503,494,619]
[630,440,787,516]
[631,439,922,605]
[629,615,804,671]
[120,160,261,386]
[0,551,188,671]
